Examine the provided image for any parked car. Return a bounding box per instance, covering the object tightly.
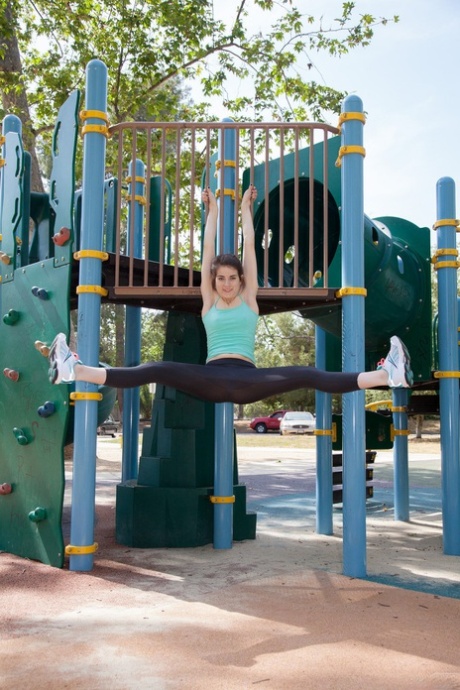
[249,410,288,434]
[97,416,120,437]
[279,411,316,435]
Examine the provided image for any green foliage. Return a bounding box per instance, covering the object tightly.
[1,1,398,172]
[245,310,317,416]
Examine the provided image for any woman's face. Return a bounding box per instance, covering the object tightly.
[214,265,242,301]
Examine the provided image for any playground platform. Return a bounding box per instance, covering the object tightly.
[2,432,460,689]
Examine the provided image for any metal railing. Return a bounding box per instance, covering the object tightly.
[106,120,340,304]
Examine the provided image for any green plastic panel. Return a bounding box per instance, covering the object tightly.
[0,260,72,567]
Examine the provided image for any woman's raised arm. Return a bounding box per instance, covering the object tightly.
[200,188,218,314]
[241,185,259,308]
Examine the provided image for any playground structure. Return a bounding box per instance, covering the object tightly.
[1,60,459,579]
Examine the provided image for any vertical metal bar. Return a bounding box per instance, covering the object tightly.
[308,127,315,286]
[173,128,182,286]
[115,127,124,290]
[122,157,144,481]
[234,129,240,252]
[213,120,237,550]
[143,126,152,287]
[315,326,333,534]
[189,127,196,286]
[263,128,270,287]
[69,59,108,572]
[128,129,137,286]
[278,129,285,287]
[340,95,367,579]
[392,388,410,521]
[159,128,167,286]
[436,176,460,555]
[322,132,329,287]
[293,130,300,288]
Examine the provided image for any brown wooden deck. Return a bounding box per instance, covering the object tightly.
[72,253,340,316]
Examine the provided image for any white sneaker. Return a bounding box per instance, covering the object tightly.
[380,336,413,388]
[48,333,79,384]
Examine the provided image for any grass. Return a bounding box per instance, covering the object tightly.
[236,430,316,449]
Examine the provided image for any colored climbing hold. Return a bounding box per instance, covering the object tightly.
[28,507,47,522]
[0,483,12,495]
[34,340,50,357]
[52,227,71,246]
[37,401,56,418]
[3,367,19,382]
[13,427,29,445]
[3,309,19,325]
[31,286,49,300]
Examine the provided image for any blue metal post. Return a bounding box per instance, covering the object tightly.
[69,60,108,572]
[392,388,409,521]
[340,95,367,578]
[315,326,333,534]
[436,177,460,555]
[122,159,145,481]
[213,120,236,549]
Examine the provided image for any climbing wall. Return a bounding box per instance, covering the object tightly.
[0,92,80,567]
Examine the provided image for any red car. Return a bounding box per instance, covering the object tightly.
[249,410,288,434]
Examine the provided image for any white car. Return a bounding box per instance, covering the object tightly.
[279,411,316,435]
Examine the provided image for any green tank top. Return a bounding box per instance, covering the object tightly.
[202,298,258,363]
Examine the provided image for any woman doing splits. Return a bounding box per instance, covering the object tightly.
[48,185,413,404]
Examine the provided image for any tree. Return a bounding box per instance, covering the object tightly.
[0,1,399,415]
[1,0,398,188]
[242,310,317,417]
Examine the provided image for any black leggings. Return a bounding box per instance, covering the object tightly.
[104,358,360,405]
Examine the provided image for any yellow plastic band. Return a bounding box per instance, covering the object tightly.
[0,158,5,168]
[76,284,109,297]
[432,260,460,270]
[209,495,235,504]
[125,175,146,185]
[0,233,2,241]
[335,287,367,298]
[215,160,237,170]
[432,219,460,230]
[80,109,109,123]
[314,429,333,436]
[74,250,109,261]
[335,145,366,167]
[391,406,407,413]
[365,399,392,411]
[337,112,367,132]
[432,248,458,259]
[0,135,5,145]
[65,542,99,556]
[391,428,410,438]
[433,371,460,379]
[124,193,146,205]
[81,124,110,138]
[215,188,236,201]
[70,391,104,402]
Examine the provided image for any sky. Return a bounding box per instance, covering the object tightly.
[193,0,460,238]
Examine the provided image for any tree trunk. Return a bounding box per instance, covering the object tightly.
[0,2,44,192]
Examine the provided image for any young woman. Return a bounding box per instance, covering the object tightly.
[49,186,413,403]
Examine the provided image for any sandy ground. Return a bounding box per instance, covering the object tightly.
[2,426,460,689]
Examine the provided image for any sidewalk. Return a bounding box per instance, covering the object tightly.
[2,436,460,689]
